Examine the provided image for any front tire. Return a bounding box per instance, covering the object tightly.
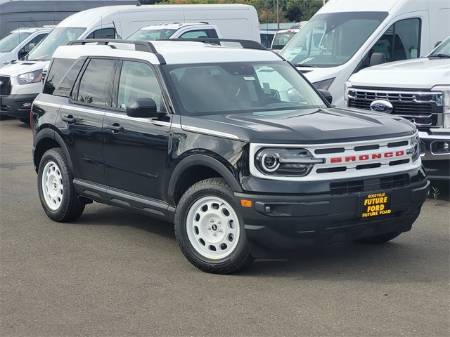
[175,178,253,274]
[37,148,85,222]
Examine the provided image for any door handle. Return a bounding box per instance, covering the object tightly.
[62,114,76,124]
[109,123,123,133]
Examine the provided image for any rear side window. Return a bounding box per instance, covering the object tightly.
[44,58,83,96]
[76,58,116,107]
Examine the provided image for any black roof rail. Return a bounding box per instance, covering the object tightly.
[162,38,266,50]
[67,39,166,64]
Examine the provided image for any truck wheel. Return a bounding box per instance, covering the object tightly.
[37,148,85,222]
[356,231,402,244]
[175,178,253,274]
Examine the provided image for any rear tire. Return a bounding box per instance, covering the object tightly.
[37,148,85,222]
[175,178,253,274]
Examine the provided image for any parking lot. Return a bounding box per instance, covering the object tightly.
[0,119,449,337]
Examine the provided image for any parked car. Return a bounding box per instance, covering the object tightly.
[0,3,260,123]
[0,26,52,68]
[31,39,428,273]
[271,28,299,50]
[128,23,221,40]
[281,0,450,107]
[346,36,450,181]
[260,30,275,49]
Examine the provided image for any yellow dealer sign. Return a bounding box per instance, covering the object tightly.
[361,192,392,218]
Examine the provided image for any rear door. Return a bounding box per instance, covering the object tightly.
[61,57,117,184]
[103,60,171,200]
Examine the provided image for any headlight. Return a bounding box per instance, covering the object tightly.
[410,134,420,162]
[432,85,450,128]
[255,148,324,176]
[312,77,335,91]
[17,69,43,85]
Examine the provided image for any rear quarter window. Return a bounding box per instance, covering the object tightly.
[43,58,84,97]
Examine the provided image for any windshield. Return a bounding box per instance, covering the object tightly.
[0,32,32,52]
[164,62,326,116]
[429,37,450,57]
[27,27,85,61]
[272,31,296,49]
[128,29,176,41]
[281,12,388,67]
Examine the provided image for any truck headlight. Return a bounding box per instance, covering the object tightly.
[17,69,43,85]
[255,148,324,176]
[312,78,335,91]
[410,134,420,162]
[432,85,450,128]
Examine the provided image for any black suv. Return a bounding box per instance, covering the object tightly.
[32,40,429,273]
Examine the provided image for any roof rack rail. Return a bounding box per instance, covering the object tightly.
[164,38,266,50]
[67,39,166,64]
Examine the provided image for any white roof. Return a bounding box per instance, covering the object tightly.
[53,40,280,65]
[11,26,53,34]
[58,4,253,28]
[139,22,210,31]
[319,0,421,13]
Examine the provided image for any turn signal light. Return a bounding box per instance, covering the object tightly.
[240,199,253,208]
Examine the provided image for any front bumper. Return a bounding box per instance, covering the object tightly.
[236,169,429,250]
[419,130,450,180]
[0,94,37,119]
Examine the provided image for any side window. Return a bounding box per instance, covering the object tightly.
[86,28,115,39]
[44,58,80,96]
[362,18,421,69]
[117,61,166,113]
[179,30,210,39]
[77,58,116,107]
[18,33,47,59]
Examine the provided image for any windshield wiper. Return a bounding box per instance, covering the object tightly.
[429,53,450,58]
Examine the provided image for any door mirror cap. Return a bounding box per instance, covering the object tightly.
[318,89,333,104]
[126,98,164,118]
[369,52,386,66]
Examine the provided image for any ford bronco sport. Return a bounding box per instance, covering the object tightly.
[32,39,429,273]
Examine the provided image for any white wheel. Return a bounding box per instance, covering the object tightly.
[41,160,64,211]
[186,196,241,260]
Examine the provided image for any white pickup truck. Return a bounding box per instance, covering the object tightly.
[346,36,450,181]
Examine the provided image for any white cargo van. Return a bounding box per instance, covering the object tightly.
[0,26,52,68]
[280,0,450,107]
[0,4,260,122]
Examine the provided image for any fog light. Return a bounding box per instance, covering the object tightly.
[431,141,450,154]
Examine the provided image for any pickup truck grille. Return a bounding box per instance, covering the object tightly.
[347,88,443,128]
[0,76,11,96]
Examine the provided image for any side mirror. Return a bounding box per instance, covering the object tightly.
[126,98,163,118]
[369,52,386,66]
[18,49,28,60]
[318,89,332,104]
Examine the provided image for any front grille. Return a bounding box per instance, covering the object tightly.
[330,174,411,195]
[0,76,11,96]
[348,88,443,128]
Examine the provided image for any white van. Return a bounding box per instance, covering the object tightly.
[0,26,53,68]
[0,4,260,122]
[280,0,450,107]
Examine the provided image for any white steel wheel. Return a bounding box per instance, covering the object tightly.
[186,196,241,260]
[41,160,64,211]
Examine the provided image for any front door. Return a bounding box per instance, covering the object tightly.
[103,60,171,200]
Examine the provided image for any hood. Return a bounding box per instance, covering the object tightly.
[350,58,450,89]
[0,60,49,76]
[181,107,416,144]
[297,66,339,84]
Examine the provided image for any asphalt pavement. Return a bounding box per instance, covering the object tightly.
[1,119,449,337]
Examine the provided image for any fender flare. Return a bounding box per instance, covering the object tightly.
[168,154,242,201]
[34,128,73,171]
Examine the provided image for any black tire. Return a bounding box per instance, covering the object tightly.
[175,178,253,274]
[356,231,402,244]
[37,148,85,222]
